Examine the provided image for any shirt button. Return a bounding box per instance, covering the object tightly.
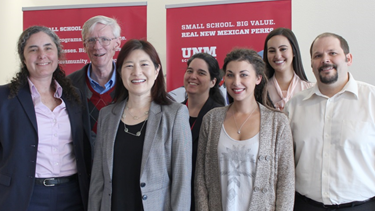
[254,187,260,192]
[140,182,146,188]
[142,195,148,200]
[265,155,272,161]
[258,156,264,161]
[262,188,268,193]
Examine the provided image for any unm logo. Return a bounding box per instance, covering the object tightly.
[181,46,217,58]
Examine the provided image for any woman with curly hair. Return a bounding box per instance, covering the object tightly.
[0,26,91,211]
[195,48,294,211]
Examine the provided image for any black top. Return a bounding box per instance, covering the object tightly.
[189,116,198,128]
[183,97,223,211]
[111,121,147,211]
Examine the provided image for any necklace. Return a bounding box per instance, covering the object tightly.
[232,105,257,134]
[123,113,148,137]
[124,106,149,120]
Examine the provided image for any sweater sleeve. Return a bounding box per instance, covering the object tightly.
[194,113,210,211]
[275,114,295,211]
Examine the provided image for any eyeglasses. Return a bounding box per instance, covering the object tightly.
[84,37,116,47]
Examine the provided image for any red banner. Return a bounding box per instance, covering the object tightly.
[166,0,291,91]
[23,3,147,75]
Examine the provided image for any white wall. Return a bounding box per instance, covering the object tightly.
[1,0,375,85]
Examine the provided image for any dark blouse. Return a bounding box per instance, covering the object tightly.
[111,121,147,211]
[183,98,223,211]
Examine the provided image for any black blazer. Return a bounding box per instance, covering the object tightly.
[183,97,223,211]
[0,83,91,210]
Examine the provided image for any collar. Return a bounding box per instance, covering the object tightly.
[28,78,63,105]
[303,72,358,101]
[87,61,116,89]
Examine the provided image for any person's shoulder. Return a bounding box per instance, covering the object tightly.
[288,86,312,105]
[68,65,88,80]
[205,106,227,118]
[260,104,287,120]
[98,102,117,116]
[159,101,189,117]
[164,101,186,110]
[356,80,375,93]
[0,83,10,91]
[0,84,11,98]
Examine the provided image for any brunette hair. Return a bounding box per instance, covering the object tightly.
[186,53,225,106]
[223,48,274,109]
[263,28,308,81]
[9,25,80,103]
[114,39,172,105]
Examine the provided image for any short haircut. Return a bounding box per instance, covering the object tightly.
[81,15,121,40]
[310,32,350,57]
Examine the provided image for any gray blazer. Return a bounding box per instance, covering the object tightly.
[88,99,192,211]
[195,103,295,211]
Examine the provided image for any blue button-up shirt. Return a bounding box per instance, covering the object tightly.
[87,61,116,94]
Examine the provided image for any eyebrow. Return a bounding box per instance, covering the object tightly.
[226,69,249,73]
[313,49,336,55]
[124,59,150,63]
[268,44,288,49]
[187,67,207,72]
[27,43,53,49]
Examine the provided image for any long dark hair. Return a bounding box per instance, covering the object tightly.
[9,25,80,103]
[223,48,274,109]
[114,39,172,105]
[186,53,225,106]
[263,27,308,81]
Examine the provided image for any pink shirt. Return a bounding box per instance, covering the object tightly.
[28,79,77,178]
[267,73,314,110]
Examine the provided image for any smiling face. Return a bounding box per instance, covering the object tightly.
[266,35,294,75]
[311,36,352,85]
[184,58,216,97]
[84,23,120,71]
[23,32,59,81]
[121,49,160,98]
[225,60,262,103]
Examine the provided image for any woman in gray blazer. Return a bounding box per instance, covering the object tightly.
[88,39,192,211]
[195,49,294,211]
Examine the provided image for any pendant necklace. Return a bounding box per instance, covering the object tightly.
[123,113,148,137]
[232,105,257,134]
[124,106,149,120]
[122,107,149,137]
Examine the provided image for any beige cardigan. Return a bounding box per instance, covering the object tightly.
[195,103,295,211]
